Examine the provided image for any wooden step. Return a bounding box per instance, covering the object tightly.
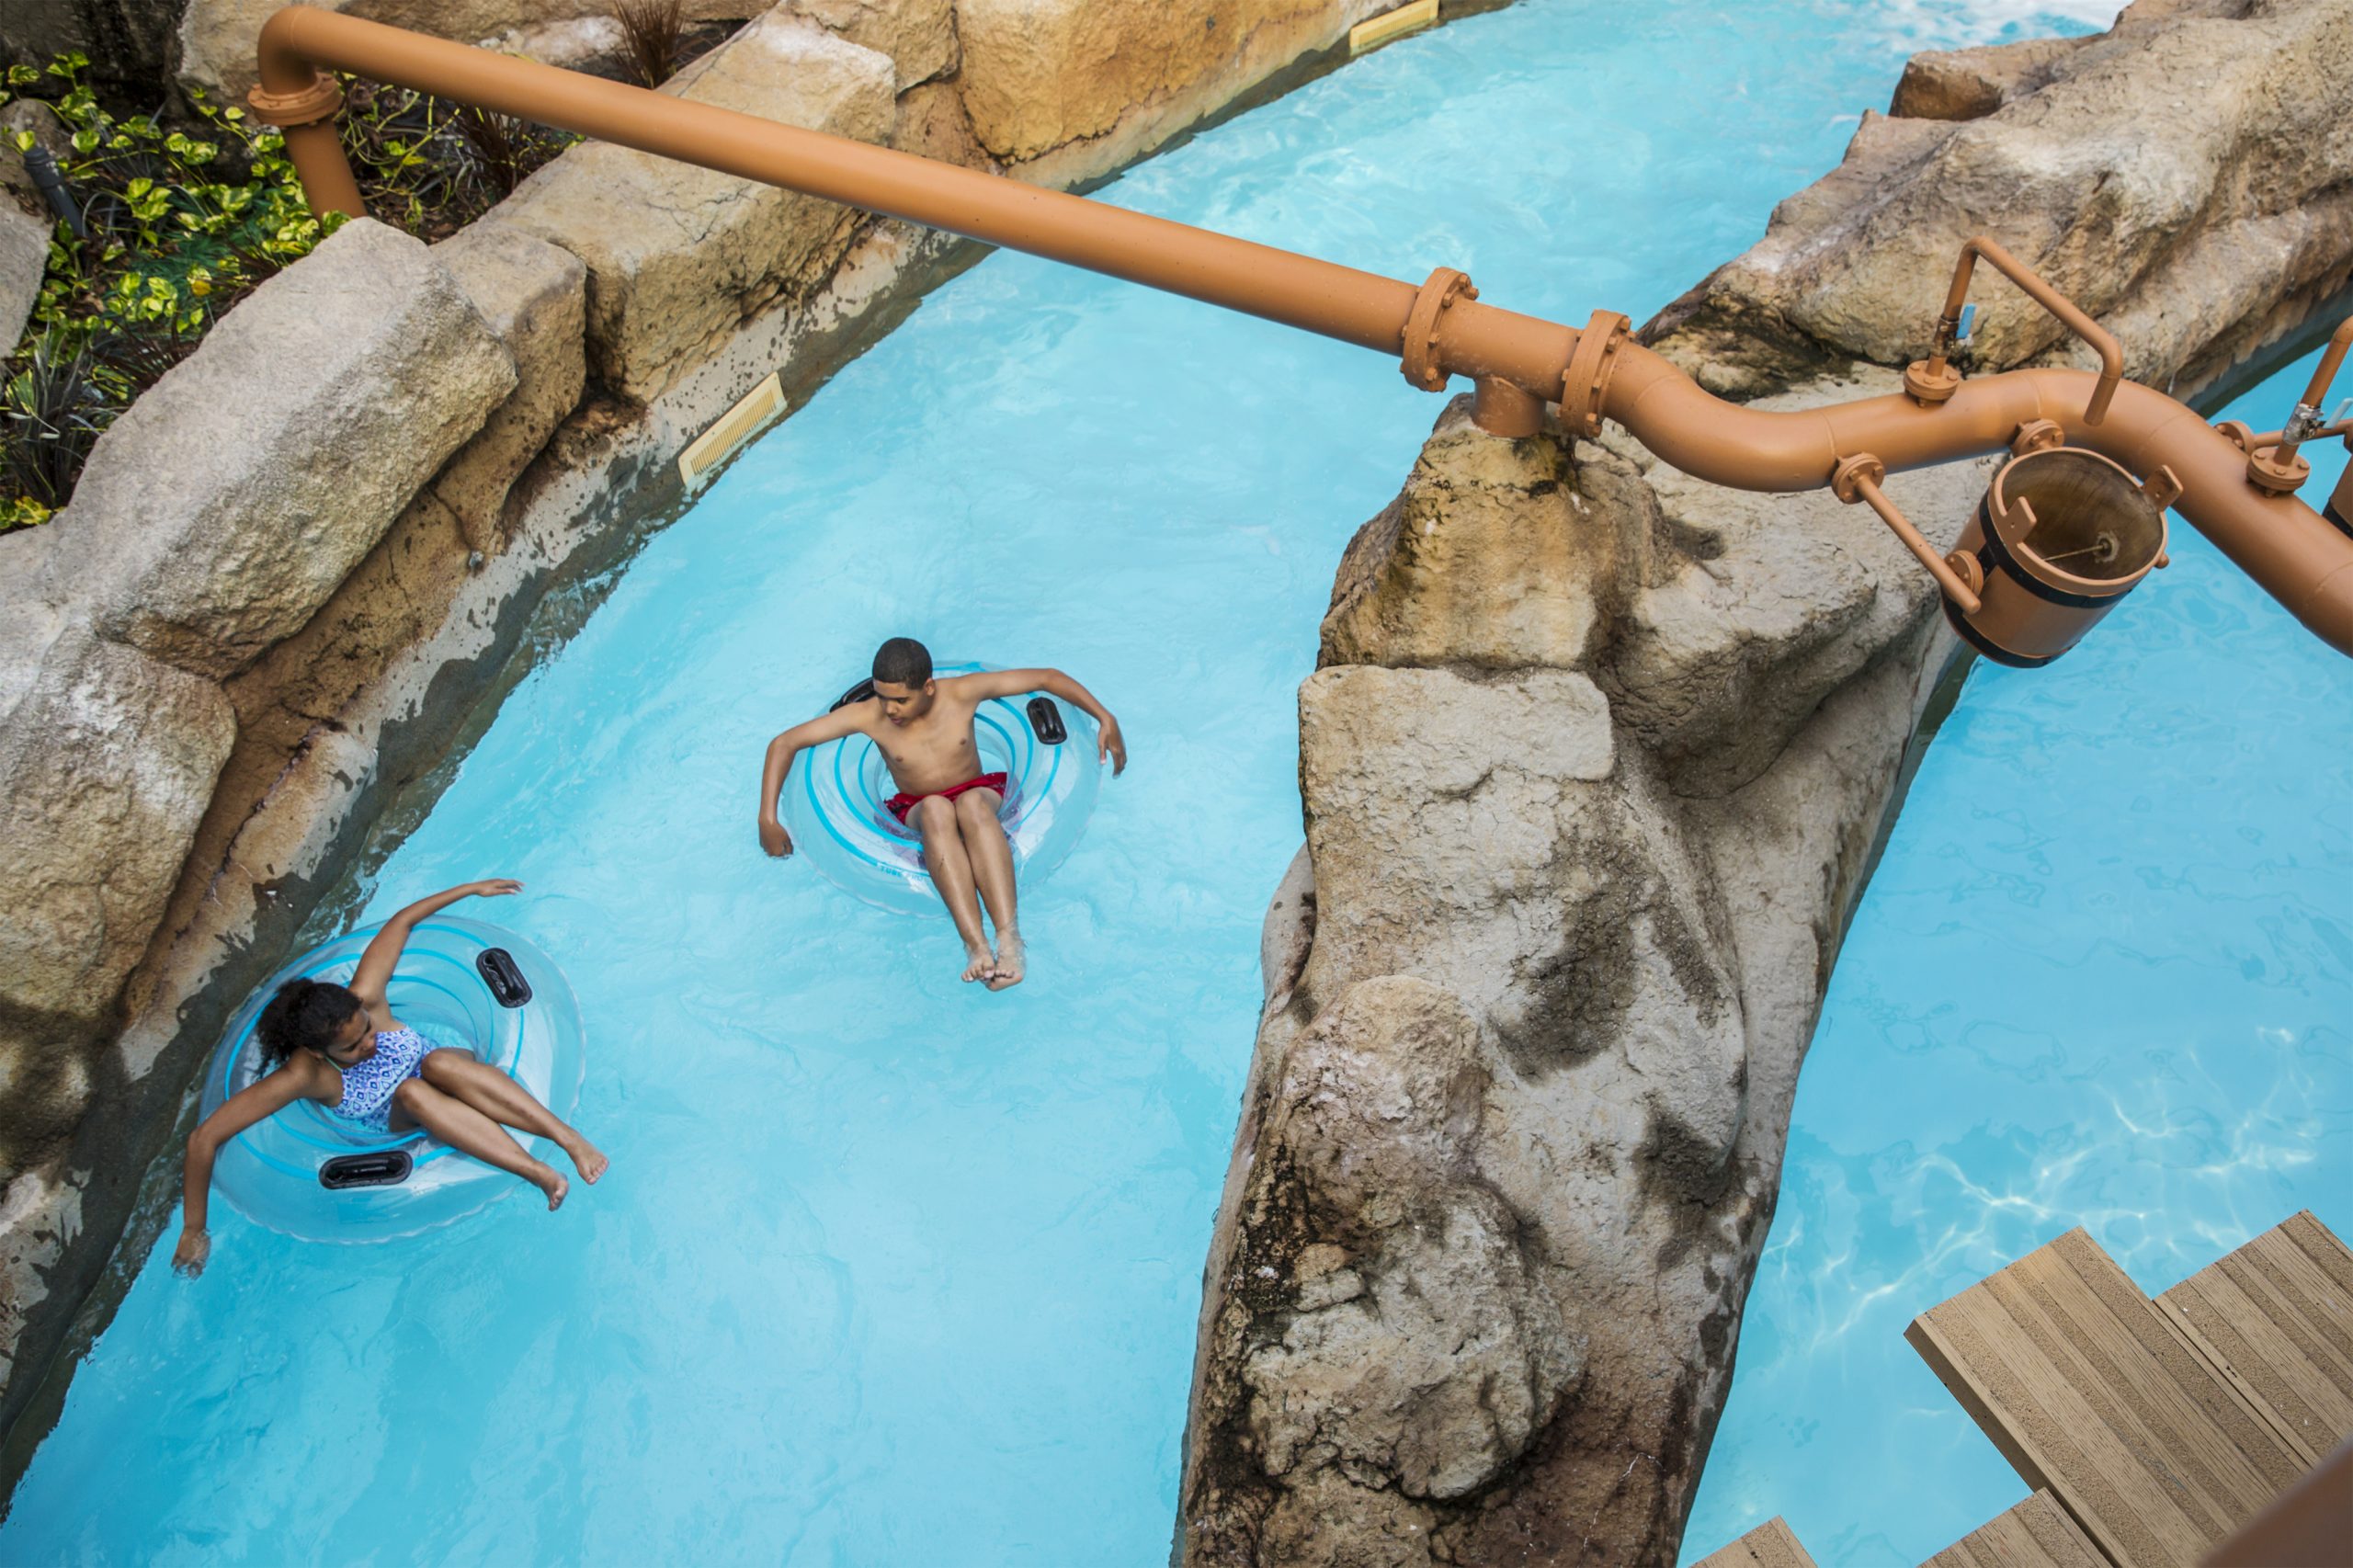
[2155,1210,2353,1466]
[1905,1227,2306,1567]
[1920,1490,2104,1568]
[1691,1516,1819,1568]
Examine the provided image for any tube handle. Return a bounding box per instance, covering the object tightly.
[1833,455,1984,615]
[1918,237,2123,426]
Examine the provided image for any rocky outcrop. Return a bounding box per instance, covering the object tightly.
[1177,2,2353,1561]
[958,0,1392,187]
[1649,0,2353,401]
[0,0,185,99]
[0,204,41,355]
[1178,393,1984,1564]
[489,12,894,403]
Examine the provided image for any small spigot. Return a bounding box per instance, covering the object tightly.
[2284,401,2327,445]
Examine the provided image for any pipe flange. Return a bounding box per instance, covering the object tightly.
[2246,444,2311,496]
[246,72,345,129]
[1829,452,1885,504]
[1400,267,1477,392]
[2010,418,2064,457]
[1903,358,1961,405]
[1557,309,1630,440]
[2214,419,2256,453]
[1944,550,1984,597]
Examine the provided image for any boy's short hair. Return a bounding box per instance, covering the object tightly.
[872,637,933,687]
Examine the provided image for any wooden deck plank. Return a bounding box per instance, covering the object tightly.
[1904,1228,2306,1568]
[1920,1490,2106,1568]
[1691,1517,1819,1568]
[2157,1210,2353,1467]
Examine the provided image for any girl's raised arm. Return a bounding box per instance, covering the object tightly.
[349,879,523,1002]
[175,1060,326,1277]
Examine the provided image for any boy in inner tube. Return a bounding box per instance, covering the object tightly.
[756,637,1127,989]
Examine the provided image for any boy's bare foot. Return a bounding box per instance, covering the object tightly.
[561,1133,608,1184]
[986,932,1025,991]
[537,1166,569,1211]
[961,945,996,983]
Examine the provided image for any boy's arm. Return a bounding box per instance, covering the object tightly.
[350,880,522,1002]
[955,668,1126,774]
[759,706,869,855]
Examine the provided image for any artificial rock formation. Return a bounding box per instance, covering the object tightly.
[489,10,895,403]
[1176,0,2353,1561]
[1652,0,2353,400]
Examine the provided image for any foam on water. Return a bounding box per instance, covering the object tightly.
[6,4,2234,1563]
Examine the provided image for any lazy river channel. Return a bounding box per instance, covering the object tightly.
[6,1,2315,1563]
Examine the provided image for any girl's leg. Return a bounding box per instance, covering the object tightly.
[419,1051,607,1182]
[391,1078,568,1210]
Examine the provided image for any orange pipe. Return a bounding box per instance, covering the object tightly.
[249,8,2353,660]
[2269,313,2353,468]
[1921,236,2124,425]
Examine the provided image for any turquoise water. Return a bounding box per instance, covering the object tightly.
[1680,352,2353,1564]
[3,2,2147,1562]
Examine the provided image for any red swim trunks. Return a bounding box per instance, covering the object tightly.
[886,771,1008,824]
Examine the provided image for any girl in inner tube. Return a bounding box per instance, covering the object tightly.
[170,880,608,1277]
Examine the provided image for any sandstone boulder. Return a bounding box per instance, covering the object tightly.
[0,202,44,361]
[428,223,588,550]
[1887,35,2094,120]
[43,219,512,680]
[956,0,1388,181]
[791,0,956,90]
[1649,0,2353,399]
[1321,401,1654,672]
[485,10,893,402]
[0,622,236,1034]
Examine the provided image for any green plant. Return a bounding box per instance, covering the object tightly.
[340,79,574,242]
[1,324,179,527]
[1,52,336,528]
[0,52,576,529]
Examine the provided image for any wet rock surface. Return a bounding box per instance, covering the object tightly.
[1649,0,2353,402]
[1177,3,2353,1560]
[1178,395,1979,1563]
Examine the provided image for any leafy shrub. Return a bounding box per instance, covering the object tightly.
[0,54,576,530]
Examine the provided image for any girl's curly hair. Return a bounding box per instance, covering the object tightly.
[254,977,363,1067]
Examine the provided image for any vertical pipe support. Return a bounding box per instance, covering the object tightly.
[1472,377,1544,437]
[2259,313,2353,482]
[245,69,364,219]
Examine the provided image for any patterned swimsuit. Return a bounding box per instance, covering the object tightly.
[332,1026,435,1131]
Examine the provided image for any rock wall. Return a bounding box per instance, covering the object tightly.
[0,0,1448,1492]
[1174,2,2353,1562]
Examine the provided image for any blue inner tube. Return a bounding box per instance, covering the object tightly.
[779,662,1103,916]
[197,916,585,1244]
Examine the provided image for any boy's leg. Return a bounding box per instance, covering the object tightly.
[420,1050,607,1181]
[953,788,1023,991]
[391,1078,568,1209]
[912,794,995,981]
